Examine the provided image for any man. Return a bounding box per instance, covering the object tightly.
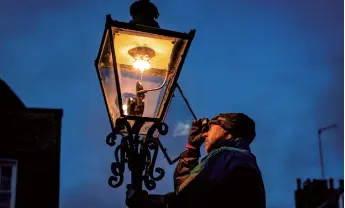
[169,113,266,208]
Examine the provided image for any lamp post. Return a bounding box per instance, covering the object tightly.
[317,124,337,178]
[94,0,196,207]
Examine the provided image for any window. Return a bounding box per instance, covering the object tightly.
[0,160,17,208]
[339,193,344,208]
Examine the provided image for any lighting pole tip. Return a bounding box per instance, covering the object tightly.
[129,0,160,28]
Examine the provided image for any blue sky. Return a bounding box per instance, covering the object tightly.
[0,0,343,207]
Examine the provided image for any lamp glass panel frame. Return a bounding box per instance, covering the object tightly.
[95,17,195,135]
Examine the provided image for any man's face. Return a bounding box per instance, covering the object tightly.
[203,124,228,153]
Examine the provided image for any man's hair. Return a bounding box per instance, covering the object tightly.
[209,113,256,143]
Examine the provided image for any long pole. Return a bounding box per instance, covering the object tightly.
[317,131,325,178]
[317,124,337,178]
[176,83,197,120]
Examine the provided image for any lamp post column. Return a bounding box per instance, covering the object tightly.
[317,124,337,178]
[125,120,147,208]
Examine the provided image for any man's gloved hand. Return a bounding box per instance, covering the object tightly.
[187,118,209,149]
[126,184,149,207]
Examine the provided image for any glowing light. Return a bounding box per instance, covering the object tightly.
[128,46,154,73]
[133,58,150,73]
[122,104,128,115]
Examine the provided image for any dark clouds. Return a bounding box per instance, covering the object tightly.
[293,0,344,162]
[0,0,343,207]
[60,180,125,208]
[0,0,88,38]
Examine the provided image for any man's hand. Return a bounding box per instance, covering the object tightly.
[187,118,209,149]
[126,184,149,207]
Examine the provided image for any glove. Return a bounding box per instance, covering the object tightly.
[126,184,149,207]
[187,118,209,149]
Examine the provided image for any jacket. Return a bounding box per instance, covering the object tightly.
[170,138,266,208]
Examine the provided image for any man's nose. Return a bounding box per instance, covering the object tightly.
[202,132,208,137]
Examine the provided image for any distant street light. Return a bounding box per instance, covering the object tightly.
[317,124,337,178]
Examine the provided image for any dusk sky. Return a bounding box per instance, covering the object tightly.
[0,0,343,207]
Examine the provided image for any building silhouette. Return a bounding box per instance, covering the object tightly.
[295,178,344,208]
[0,79,63,208]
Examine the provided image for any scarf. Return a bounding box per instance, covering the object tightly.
[176,141,250,195]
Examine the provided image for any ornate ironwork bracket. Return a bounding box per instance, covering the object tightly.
[106,117,175,191]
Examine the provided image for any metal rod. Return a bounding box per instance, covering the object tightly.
[320,124,338,132]
[317,124,337,178]
[137,69,169,94]
[156,137,180,165]
[176,83,197,120]
[317,132,325,178]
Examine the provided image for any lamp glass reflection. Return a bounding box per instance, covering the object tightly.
[96,25,190,134]
[112,28,184,121]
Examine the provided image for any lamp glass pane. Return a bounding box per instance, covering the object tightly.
[111,27,188,120]
[97,30,120,128]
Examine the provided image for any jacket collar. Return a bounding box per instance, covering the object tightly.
[213,137,251,152]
